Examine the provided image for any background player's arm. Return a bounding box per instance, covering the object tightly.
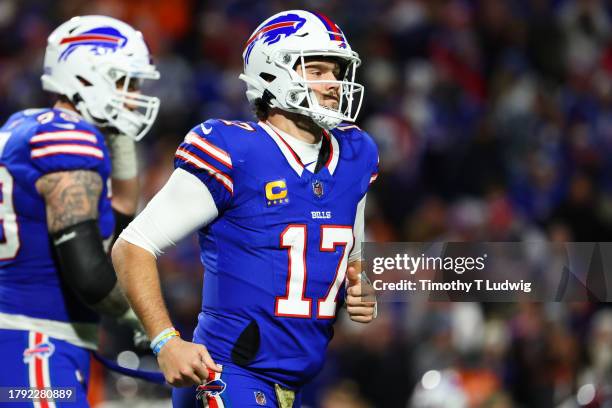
[106,131,140,238]
[36,170,133,318]
[111,177,139,215]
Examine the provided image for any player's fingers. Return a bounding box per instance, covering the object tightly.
[169,368,201,387]
[346,293,376,306]
[346,266,361,288]
[199,346,223,373]
[350,314,374,323]
[191,358,209,383]
[184,372,203,386]
[347,284,362,298]
[345,296,364,307]
[347,305,375,316]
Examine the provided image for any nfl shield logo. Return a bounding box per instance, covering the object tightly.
[312,180,324,197]
[254,391,267,405]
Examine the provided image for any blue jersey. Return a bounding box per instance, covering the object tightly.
[174,119,378,387]
[0,108,113,326]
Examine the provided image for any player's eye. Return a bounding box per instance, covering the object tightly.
[116,77,142,92]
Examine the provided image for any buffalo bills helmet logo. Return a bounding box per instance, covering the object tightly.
[196,378,227,399]
[58,26,128,62]
[244,13,307,64]
[23,341,55,363]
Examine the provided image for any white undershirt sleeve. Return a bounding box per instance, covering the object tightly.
[349,194,366,263]
[119,168,219,257]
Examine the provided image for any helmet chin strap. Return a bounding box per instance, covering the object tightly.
[74,98,101,126]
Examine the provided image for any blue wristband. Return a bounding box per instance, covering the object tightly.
[150,327,176,350]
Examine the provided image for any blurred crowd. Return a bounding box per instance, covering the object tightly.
[1,0,612,407]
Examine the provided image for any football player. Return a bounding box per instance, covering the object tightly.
[112,10,377,408]
[0,15,159,407]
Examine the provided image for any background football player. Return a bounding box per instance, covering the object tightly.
[0,15,159,407]
[113,9,377,408]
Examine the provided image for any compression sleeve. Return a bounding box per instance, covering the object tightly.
[349,194,366,263]
[52,220,119,306]
[119,168,219,257]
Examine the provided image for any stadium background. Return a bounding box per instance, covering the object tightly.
[1,0,612,406]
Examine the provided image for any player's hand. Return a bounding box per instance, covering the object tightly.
[157,337,222,387]
[346,266,377,323]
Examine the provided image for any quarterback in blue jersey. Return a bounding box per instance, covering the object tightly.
[113,10,378,408]
[0,16,159,406]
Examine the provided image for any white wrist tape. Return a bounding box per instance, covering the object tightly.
[107,133,138,180]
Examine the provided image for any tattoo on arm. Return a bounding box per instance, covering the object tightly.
[36,171,103,233]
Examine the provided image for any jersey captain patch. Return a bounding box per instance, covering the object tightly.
[265,179,289,206]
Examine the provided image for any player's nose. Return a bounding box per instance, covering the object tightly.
[323,73,340,92]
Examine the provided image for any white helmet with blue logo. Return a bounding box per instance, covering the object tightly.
[239,10,364,130]
[42,15,160,140]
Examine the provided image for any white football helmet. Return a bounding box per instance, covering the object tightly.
[42,15,160,140]
[239,10,364,130]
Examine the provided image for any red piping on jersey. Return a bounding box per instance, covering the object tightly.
[268,125,335,172]
[268,126,306,169]
[33,332,50,408]
[187,132,233,169]
[323,131,334,169]
[175,147,234,195]
[30,143,104,159]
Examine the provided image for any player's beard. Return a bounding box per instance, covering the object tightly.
[320,91,339,111]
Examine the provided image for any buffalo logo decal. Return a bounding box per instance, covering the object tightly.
[59,26,128,61]
[244,13,307,63]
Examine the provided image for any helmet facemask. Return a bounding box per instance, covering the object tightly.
[274,50,364,130]
[74,62,160,141]
[103,66,159,141]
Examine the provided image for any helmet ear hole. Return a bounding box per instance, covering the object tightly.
[76,75,93,86]
[259,73,276,83]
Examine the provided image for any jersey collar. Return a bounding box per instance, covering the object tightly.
[259,121,340,177]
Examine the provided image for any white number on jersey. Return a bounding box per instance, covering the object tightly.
[275,225,353,318]
[0,167,20,259]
